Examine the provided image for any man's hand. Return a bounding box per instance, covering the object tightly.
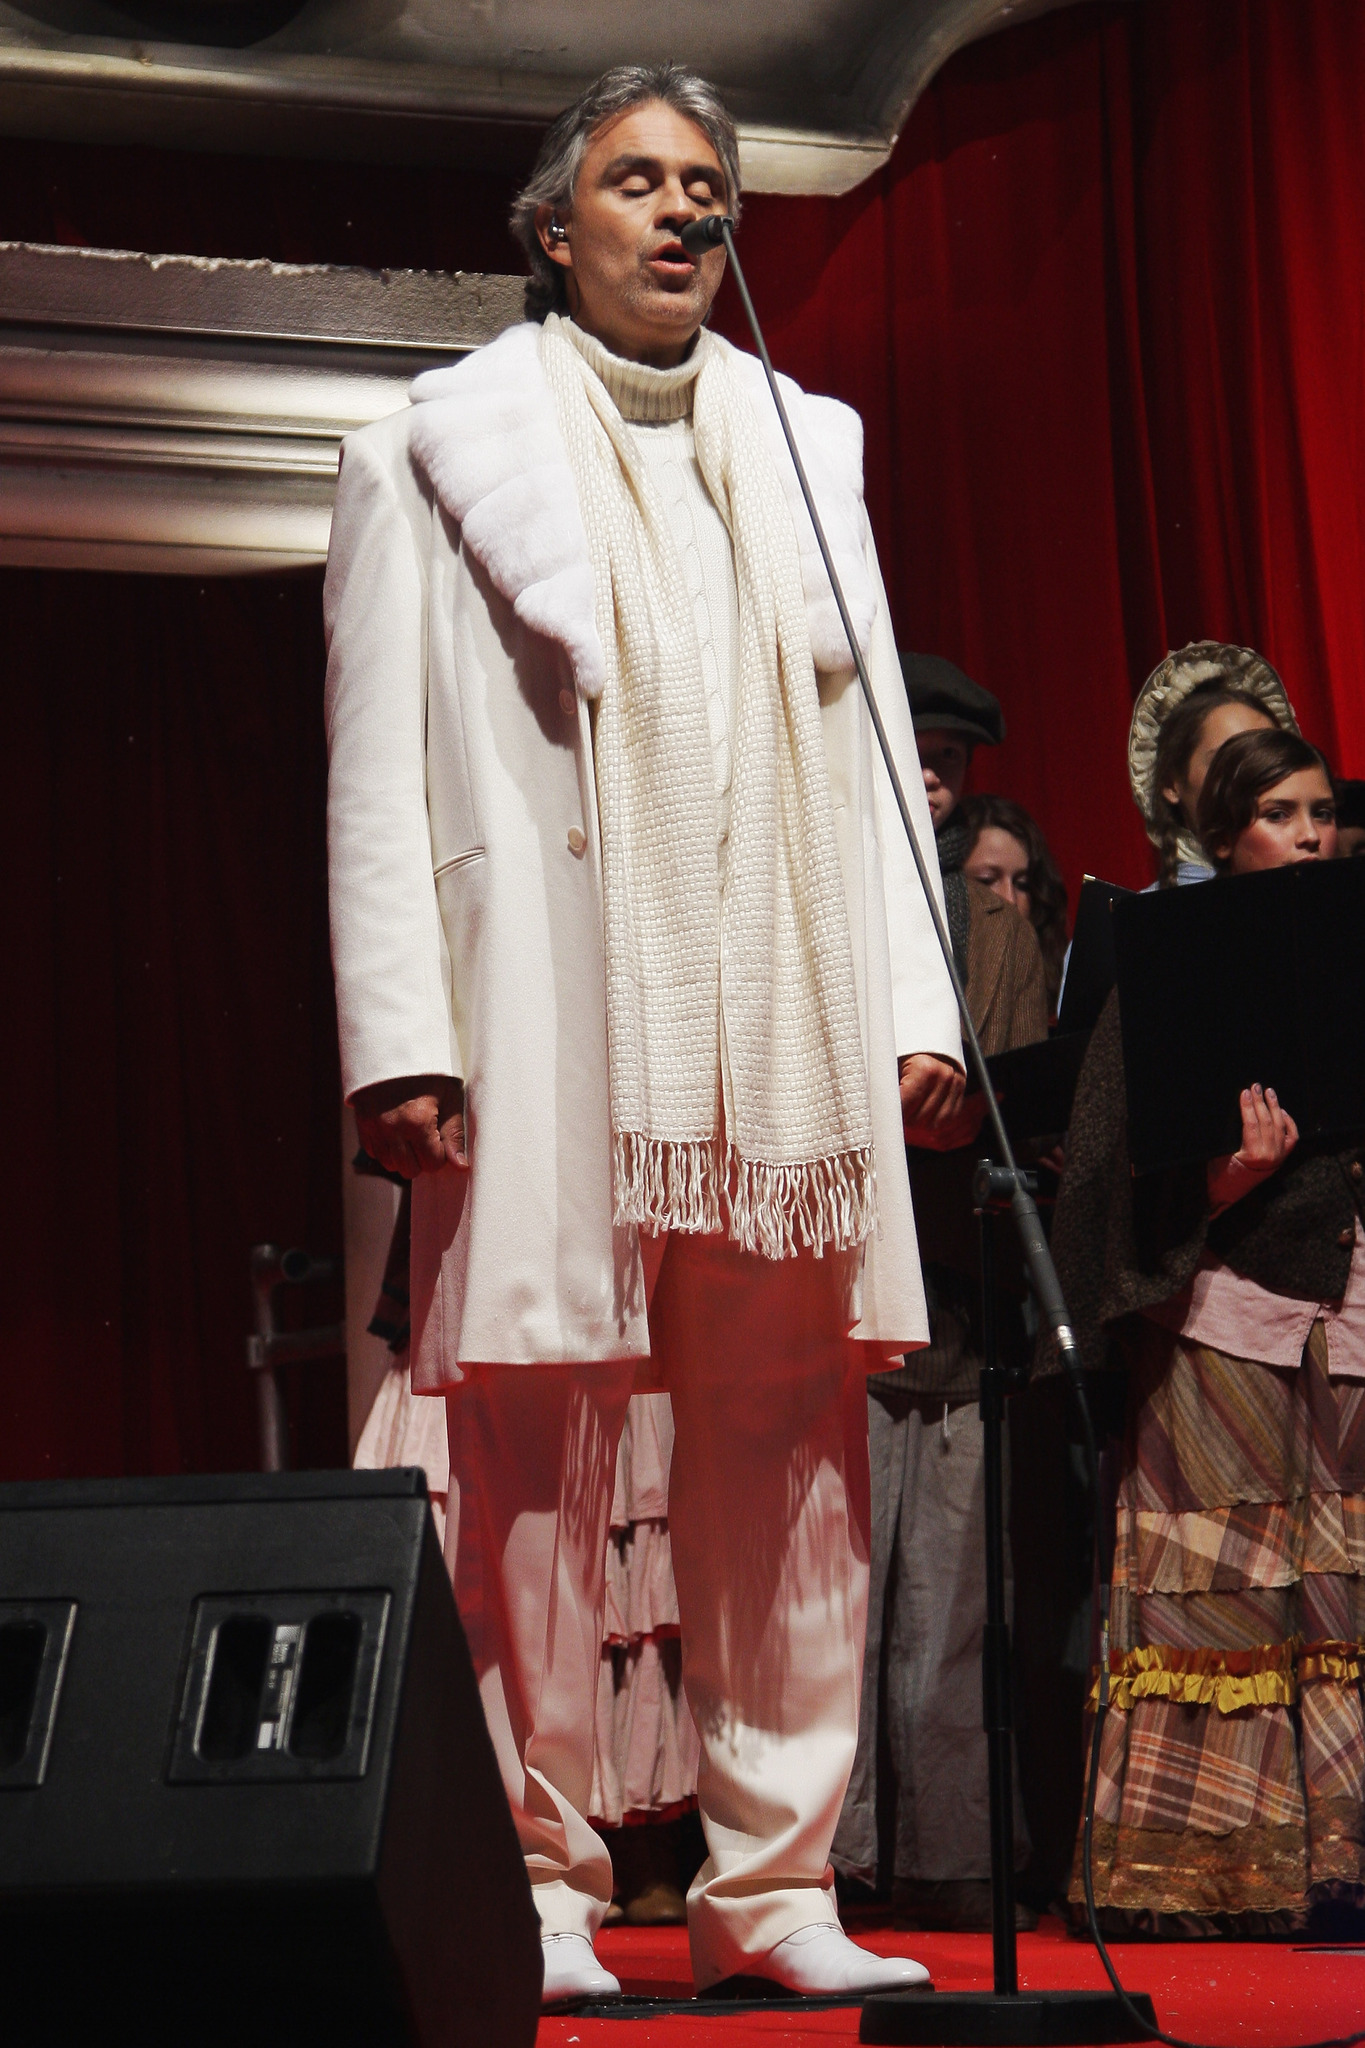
[1207,1084,1297,1213]
[352,1074,468,1179]
[899,1053,969,1149]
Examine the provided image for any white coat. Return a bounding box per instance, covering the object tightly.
[323,321,961,1390]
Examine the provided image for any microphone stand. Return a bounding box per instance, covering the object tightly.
[680,212,1155,2046]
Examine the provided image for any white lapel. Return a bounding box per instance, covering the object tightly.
[407,320,876,698]
[408,324,606,697]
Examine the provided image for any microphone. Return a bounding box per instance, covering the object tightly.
[679,214,733,254]
[685,204,1092,1400]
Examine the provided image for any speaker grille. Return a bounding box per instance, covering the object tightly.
[168,1591,389,1783]
[0,1600,76,1789]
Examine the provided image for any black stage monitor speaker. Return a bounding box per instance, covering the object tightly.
[0,1468,542,2047]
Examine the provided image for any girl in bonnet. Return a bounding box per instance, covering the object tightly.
[1128,639,1297,887]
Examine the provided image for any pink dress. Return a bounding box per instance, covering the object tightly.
[591,1392,700,1827]
[355,1366,699,1826]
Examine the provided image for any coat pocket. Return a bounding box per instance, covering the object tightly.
[433,849,488,1078]
[432,846,487,880]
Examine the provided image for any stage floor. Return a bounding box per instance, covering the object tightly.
[536,1914,1365,2047]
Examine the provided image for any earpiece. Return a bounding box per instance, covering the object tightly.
[547,218,568,246]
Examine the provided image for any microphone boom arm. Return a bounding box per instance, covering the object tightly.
[687,213,1092,1437]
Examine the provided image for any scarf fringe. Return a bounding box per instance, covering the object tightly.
[729,1145,878,1260]
[614,1134,877,1261]
[614,1133,724,1239]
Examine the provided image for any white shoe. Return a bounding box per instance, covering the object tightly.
[754,1922,933,1996]
[539,1932,622,2008]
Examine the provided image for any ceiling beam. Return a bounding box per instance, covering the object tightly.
[0,0,1079,197]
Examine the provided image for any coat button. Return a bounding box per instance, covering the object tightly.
[559,689,575,715]
[567,826,587,857]
[1337,1227,1354,1248]
[1352,1161,1363,1183]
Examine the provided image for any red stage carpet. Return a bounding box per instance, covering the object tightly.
[536,1916,1364,2048]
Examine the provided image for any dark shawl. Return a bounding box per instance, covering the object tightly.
[1043,990,1365,1374]
[895,880,1049,1398]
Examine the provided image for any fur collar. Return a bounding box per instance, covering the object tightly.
[408,320,875,699]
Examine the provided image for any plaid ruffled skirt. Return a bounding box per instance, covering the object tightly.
[1073,1318,1365,1931]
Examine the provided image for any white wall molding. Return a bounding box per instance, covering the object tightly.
[0,242,523,575]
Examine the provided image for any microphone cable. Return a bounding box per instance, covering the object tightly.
[680,207,1365,2048]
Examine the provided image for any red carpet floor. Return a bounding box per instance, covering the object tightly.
[536,1915,1365,2048]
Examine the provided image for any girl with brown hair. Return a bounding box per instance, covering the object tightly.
[961,792,1069,1014]
[1050,727,1365,1935]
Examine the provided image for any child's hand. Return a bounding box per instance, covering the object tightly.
[1207,1084,1298,1213]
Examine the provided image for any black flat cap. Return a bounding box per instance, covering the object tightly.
[900,652,1005,748]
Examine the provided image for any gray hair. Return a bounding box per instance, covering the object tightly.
[510,64,742,322]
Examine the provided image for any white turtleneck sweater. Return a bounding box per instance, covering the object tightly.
[563,320,741,852]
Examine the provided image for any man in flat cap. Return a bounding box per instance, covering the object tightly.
[900,654,1007,986]
[834,653,1047,1930]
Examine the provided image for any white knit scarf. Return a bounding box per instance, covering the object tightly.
[539,315,875,1259]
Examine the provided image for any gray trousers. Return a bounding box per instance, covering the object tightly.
[832,1384,1026,1886]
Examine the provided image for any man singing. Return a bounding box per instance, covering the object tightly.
[325,63,962,2006]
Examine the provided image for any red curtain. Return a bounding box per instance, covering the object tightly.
[0,143,530,1485]
[4,570,345,1480]
[711,0,1365,900]
[5,0,1365,1478]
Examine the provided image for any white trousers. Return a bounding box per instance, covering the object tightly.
[443,1230,872,1988]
